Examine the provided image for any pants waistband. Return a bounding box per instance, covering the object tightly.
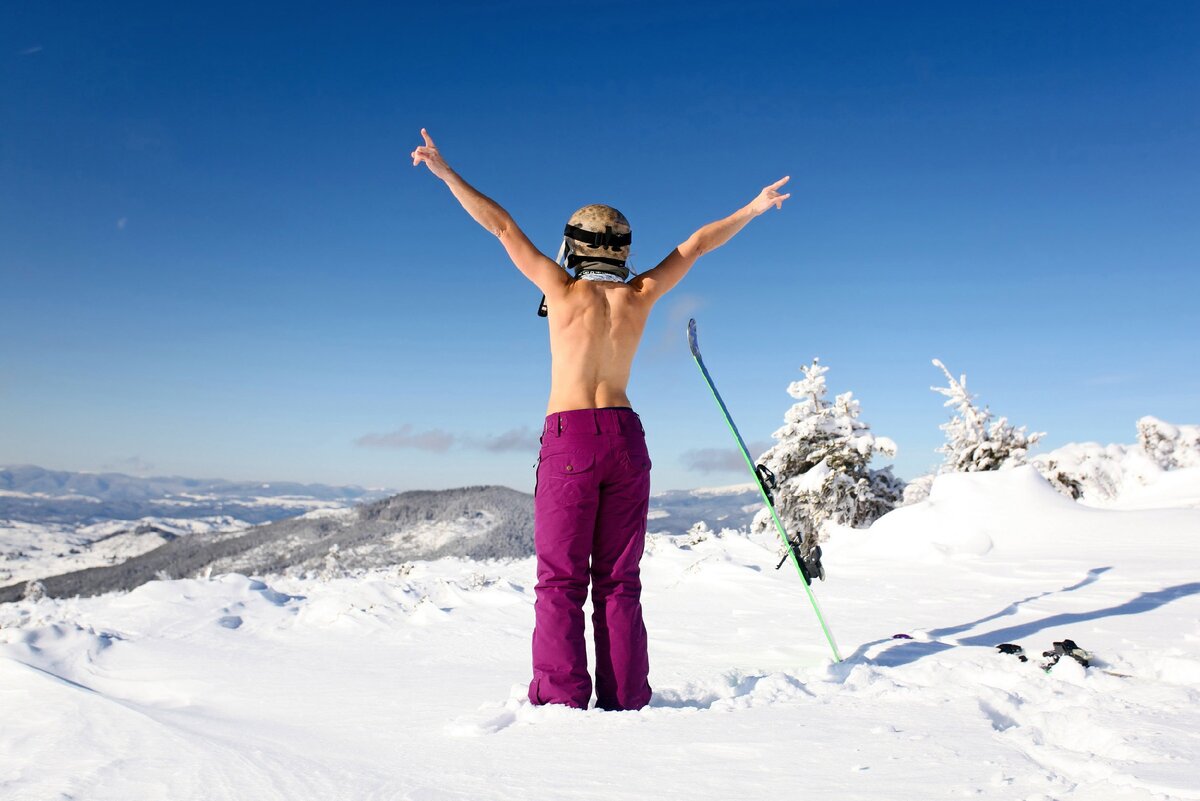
[543,407,642,437]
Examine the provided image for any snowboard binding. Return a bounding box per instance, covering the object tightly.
[755,463,777,507]
[1042,639,1091,669]
[996,639,1093,670]
[776,536,825,583]
[995,643,1028,662]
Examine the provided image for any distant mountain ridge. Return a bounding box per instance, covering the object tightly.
[1,485,535,602]
[0,466,762,603]
[0,465,392,525]
[644,486,760,534]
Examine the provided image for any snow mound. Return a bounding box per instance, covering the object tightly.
[841,467,1069,560]
[1111,466,1200,510]
[836,465,1199,563]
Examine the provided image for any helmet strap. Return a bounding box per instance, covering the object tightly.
[563,223,631,251]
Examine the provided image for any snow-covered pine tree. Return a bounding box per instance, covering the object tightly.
[932,359,1043,472]
[751,359,904,547]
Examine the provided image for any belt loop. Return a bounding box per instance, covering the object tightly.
[593,410,602,434]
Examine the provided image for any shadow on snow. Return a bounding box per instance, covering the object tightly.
[839,569,1200,670]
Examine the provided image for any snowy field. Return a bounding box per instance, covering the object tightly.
[2,466,1199,801]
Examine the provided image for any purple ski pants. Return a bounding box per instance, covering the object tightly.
[529,407,653,711]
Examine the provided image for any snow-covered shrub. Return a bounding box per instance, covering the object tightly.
[751,359,904,548]
[1032,442,1136,501]
[1138,416,1200,470]
[683,520,712,546]
[1036,460,1087,499]
[932,359,1043,472]
[901,474,935,506]
[465,572,495,589]
[1032,417,1200,503]
[319,543,342,581]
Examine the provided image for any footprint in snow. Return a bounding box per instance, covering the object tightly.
[445,685,534,736]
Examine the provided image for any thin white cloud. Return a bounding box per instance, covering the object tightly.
[357,424,542,454]
[356,425,456,453]
[103,456,156,475]
[471,426,540,453]
[650,293,705,357]
[116,217,128,230]
[19,45,43,56]
[681,440,772,473]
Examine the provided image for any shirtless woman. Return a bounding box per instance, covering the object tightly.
[412,128,790,710]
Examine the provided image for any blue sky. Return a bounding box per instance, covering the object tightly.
[2,1,1198,492]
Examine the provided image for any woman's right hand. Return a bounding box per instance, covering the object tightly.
[411,128,452,180]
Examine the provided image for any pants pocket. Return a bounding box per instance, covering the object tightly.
[621,449,652,473]
[538,449,597,504]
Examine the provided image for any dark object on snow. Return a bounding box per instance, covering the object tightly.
[775,536,825,583]
[1042,639,1092,669]
[892,633,913,640]
[996,643,1028,662]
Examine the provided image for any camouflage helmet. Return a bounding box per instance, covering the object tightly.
[564,204,631,262]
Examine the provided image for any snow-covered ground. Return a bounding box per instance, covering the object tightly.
[2,466,1198,800]
[1101,467,1200,511]
[0,516,250,588]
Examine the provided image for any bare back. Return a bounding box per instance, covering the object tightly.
[412,127,788,419]
[544,279,653,414]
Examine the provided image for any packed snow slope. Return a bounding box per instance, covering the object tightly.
[2,466,1198,801]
